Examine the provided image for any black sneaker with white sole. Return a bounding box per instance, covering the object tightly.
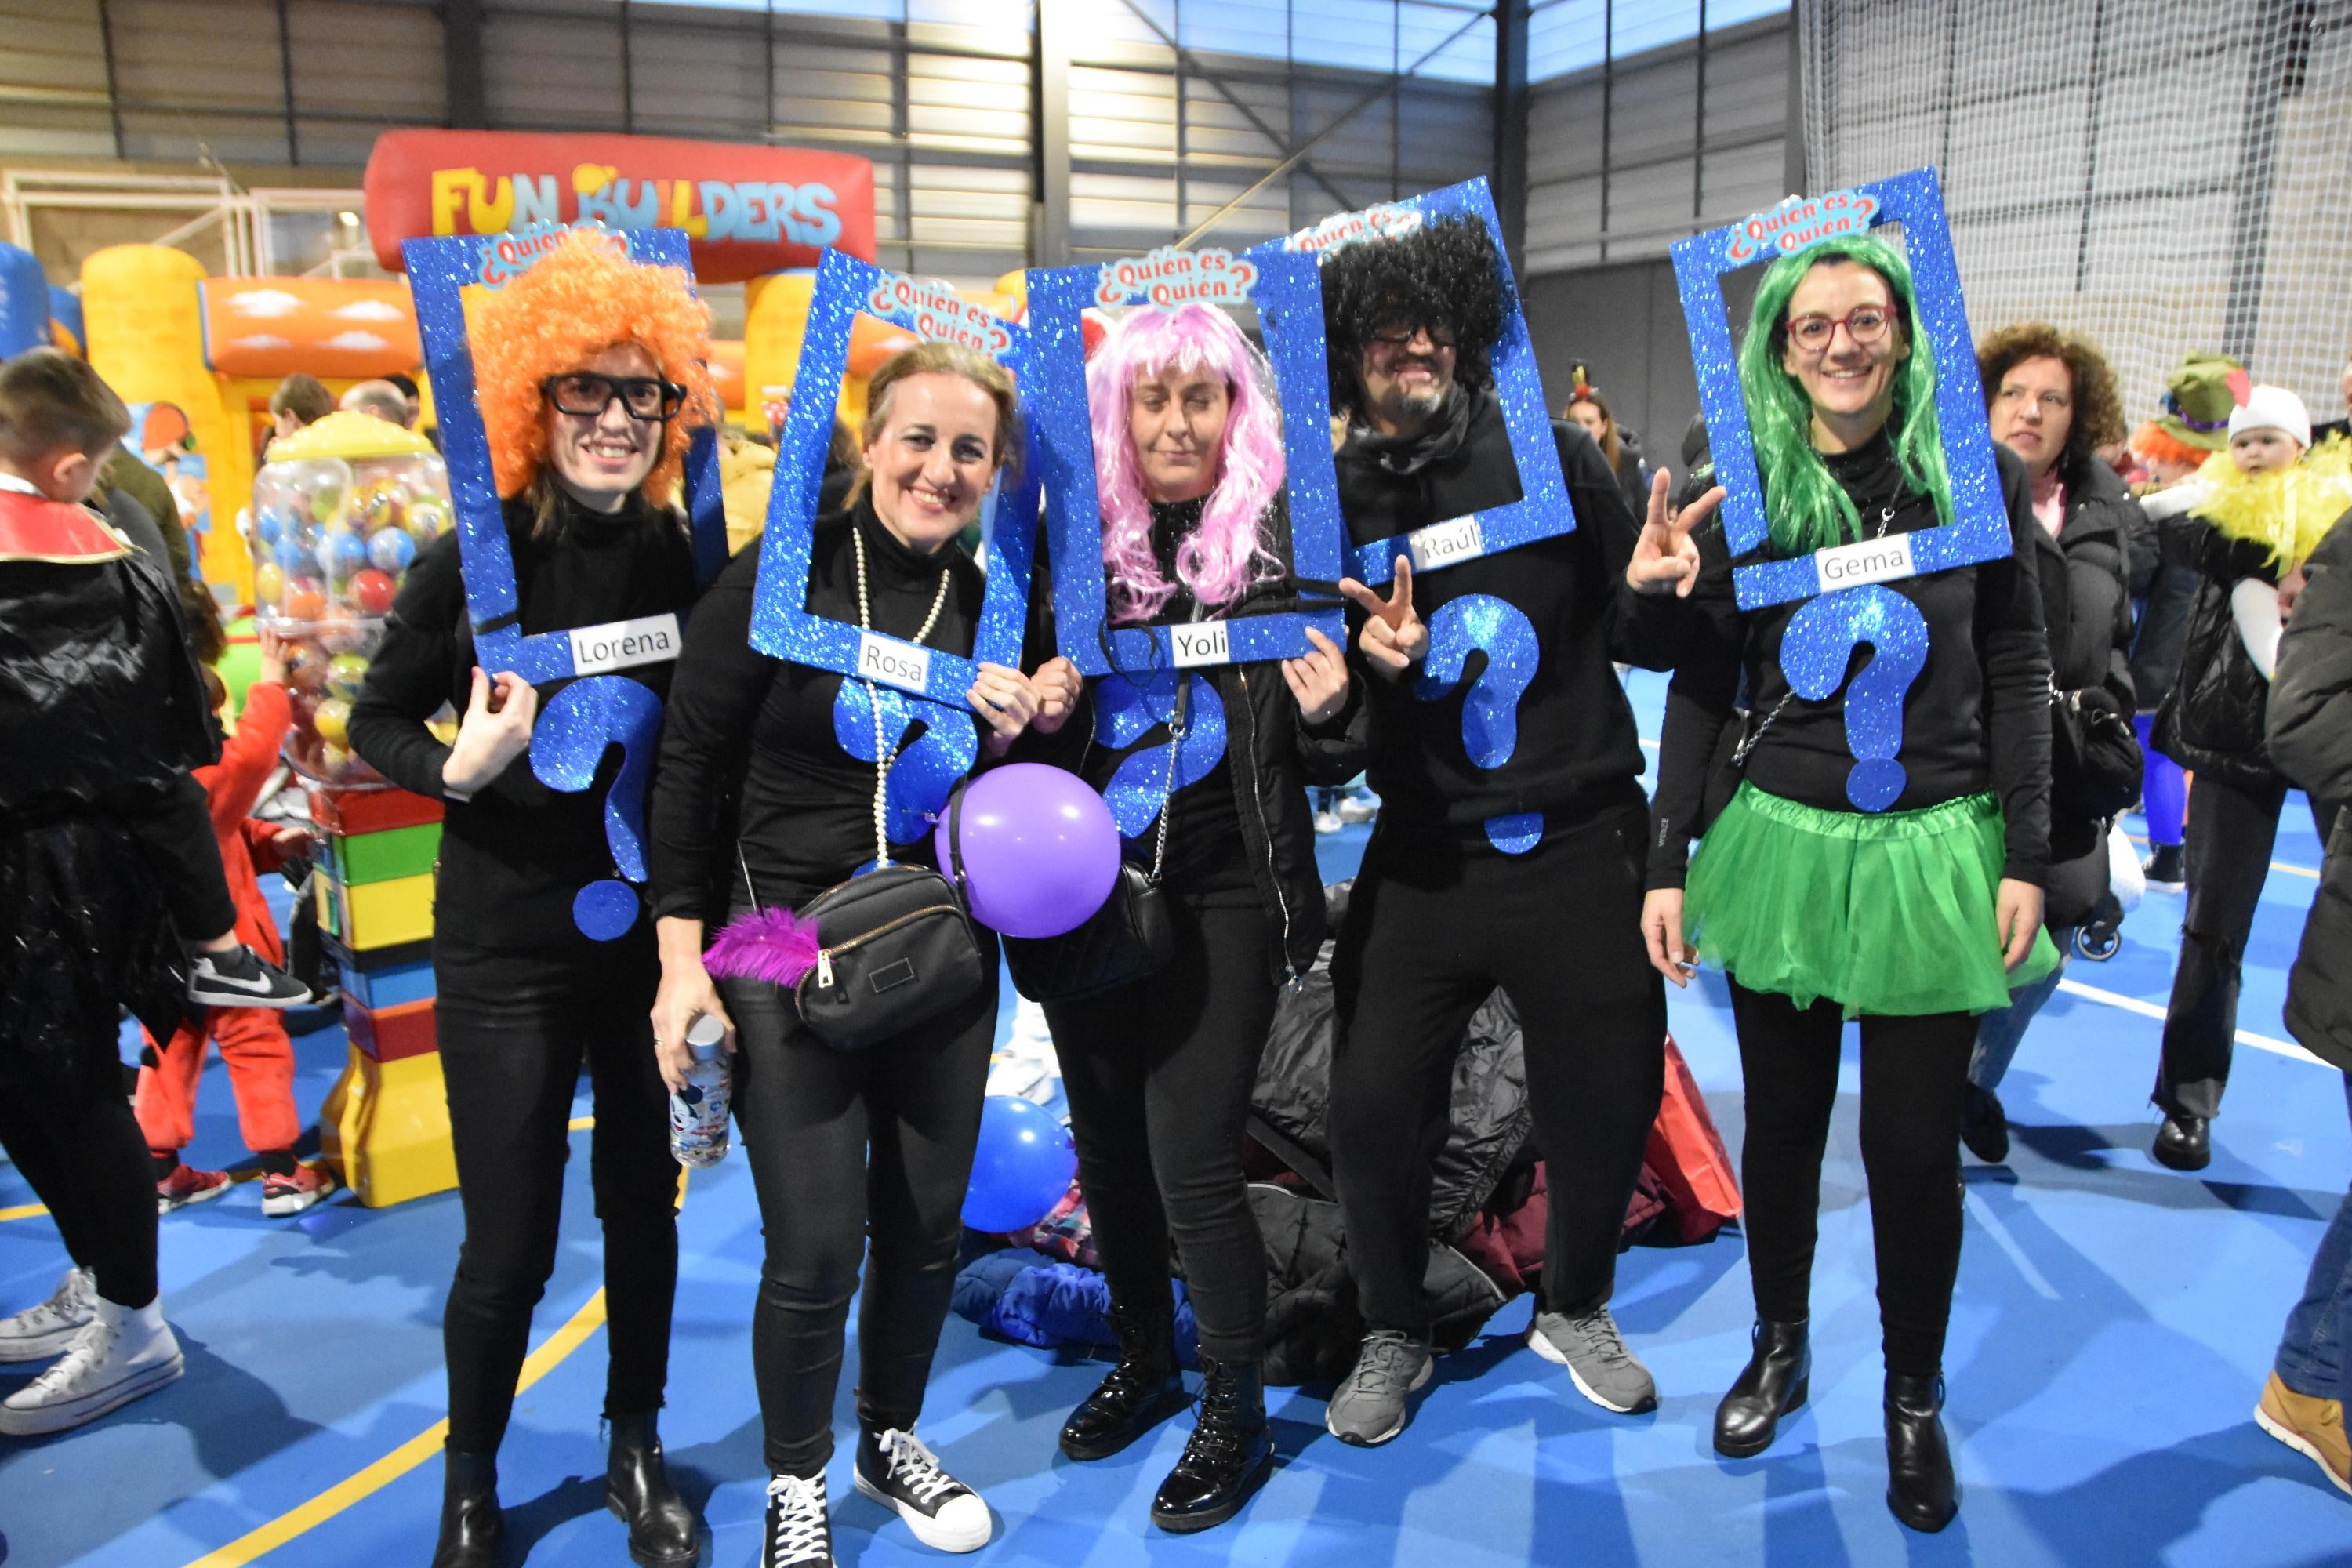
[853,1426,991,1552]
[763,1472,833,1568]
[187,946,313,1009]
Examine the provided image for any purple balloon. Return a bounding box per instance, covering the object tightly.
[933,761,1120,938]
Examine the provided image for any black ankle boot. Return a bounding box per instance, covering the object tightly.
[1150,1355,1273,1534]
[430,1448,502,1568]
[1059,1303,1189,1461]
[1714,1319,1810,1458]
[1884,1372,1958,1532]
[604,1411,703,1566]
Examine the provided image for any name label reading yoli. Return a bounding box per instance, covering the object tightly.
[1814,532,1916,589]
[1168,622,1232,668]
[856,630,934,694]
[1407,516,1486,572]
[569,612,681,674]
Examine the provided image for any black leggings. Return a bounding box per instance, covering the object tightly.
[435,937,681,1455]
[0,1062,157,1308]
[2156,772,2342,1120]
[1729,982,1973,1377]
[1329,804,1667,1331]
[1045,899,1277,1362]
[720,953,996,1479]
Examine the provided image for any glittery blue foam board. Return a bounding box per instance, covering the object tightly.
[1026,248,1345,677]
[747,248,1040,706]
[1246,176,1576,589]
[1668,165,2009,612]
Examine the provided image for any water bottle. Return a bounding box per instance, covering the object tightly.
[669,1015,731,1168]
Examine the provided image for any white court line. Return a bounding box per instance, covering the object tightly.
[2056,978,2325,1068]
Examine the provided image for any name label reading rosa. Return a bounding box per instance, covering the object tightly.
[569,612,681,674]
[1406,516,1486,572]
[1283,202,1423,255]
[1167,622,1232,668]
[866,274,1012,357]
[1725,187,1882,266]
[1814,531,1915,589]
[857,630,934,695]
[1095,247,1259,309]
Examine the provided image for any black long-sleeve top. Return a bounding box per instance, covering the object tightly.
[347,492,699,955]
[648,499,988,922]
[1329,387,1669,840]
[1646,433,2053,891]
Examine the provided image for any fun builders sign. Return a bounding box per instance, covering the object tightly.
[364,131,877,284]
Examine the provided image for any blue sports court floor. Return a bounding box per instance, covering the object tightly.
[3,670,2347,1566]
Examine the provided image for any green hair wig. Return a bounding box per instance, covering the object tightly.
[1734,231,1955,555]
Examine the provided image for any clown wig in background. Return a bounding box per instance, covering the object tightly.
[1087,303,1287,624]
[471,229,717,519]
[1317,213,1512,420]
[1735,230,1957,556]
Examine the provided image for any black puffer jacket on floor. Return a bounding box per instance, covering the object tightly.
[2270,515,2352,1071]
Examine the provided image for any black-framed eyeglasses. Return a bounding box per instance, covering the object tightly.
[1366,324,1457,353]
[1786,307,1894,354]
[542,372,685,423]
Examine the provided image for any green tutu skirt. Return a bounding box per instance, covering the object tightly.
[1684,782,2060,1020]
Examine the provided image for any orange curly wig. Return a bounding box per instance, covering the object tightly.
[471,230,716,500]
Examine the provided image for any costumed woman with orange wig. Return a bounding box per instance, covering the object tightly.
[349,231,713,1568]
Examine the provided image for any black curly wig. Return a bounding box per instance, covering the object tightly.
[1318,213,1514,418]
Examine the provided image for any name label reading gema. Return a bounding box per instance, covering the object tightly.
[569,612,681,674]
[1168,622,1232,668]
[1814,531,1915,589]
[1407,516,1487,572]
[856,630,934,694]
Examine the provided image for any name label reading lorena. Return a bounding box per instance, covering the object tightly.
[568,612,681,674]
[1814,532,1916,589]
[856,630,934,694]
[1406,516,1486,572]
[1168,622,1232,668]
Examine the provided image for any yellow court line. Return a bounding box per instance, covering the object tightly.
[0,1203,49,1223]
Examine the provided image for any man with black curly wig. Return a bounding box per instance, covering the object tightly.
[1303,211,1708,1447]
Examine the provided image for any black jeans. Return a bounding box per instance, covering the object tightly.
[1329,804,1667,1332]
[1045,899,1277,1362]
[1729,982,1973,1377]
[435,935,680,1455]
[2156,772,2343,1120]
[720,949,996,1479]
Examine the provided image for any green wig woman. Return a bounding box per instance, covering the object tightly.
[1735,231,1957,556]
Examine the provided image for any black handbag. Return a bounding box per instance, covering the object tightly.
[2049,682,2144,822]
[1000,680,1185,1004]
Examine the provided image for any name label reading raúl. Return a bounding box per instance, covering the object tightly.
[1406,516,1486,572]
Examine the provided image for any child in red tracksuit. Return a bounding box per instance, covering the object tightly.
[137,628,339,1218]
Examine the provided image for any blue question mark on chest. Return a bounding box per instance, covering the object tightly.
[1779,583,1931,812]
[832,680,982,844]
[1412,594,1541,852]
[529,675,666,939]
[1094,670,1229,839]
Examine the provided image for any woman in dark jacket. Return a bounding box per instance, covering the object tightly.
[347,232,711,1568]
[2254,507,2352,1496]
[1962,324,2143,1160]
[1565,383,1650,521]
[1035,303,1352,1534]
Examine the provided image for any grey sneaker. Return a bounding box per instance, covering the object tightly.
[1326,1329,1433,1446]
[1530,1305,1657,1414]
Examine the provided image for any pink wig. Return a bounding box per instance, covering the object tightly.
[1088,303,1286,622]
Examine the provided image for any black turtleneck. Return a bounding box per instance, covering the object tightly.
[349,489,700,956]
[648,498,989,920]
[1644,430,2053,890]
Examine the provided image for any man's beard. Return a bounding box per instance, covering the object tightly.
[1374,372,1449,427]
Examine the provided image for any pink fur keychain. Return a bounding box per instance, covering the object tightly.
[700,906,823,988]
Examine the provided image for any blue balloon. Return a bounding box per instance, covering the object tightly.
[368,526,417,573]
[962,1096,1077,1233]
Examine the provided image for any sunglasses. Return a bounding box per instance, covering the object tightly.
[543,372,686,423]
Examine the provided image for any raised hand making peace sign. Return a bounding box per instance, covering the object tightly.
[1625,468,1726,598]
[1337,556,1428,681]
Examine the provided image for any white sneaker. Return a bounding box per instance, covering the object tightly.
[763,1471,835,1568]
[1334,794,1380,823]
[854,1426,992,1552]
[0,1294,183,1435]
[1313,811,1343,835]
[0,1267,96,1363]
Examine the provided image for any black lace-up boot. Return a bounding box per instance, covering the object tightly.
[1059,1300,1189,1461]
[1149,1355,1273,1534]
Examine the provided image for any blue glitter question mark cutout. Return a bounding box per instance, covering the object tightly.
[1095,670,1229,839]
[831,681,982,846]
[1411,595,1541,852]
[1779,584,1930,812]
[529,675,665,940]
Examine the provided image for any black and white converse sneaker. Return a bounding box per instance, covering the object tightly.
[187,946,313,1009]
[762,1471,833,1568]
[853,1426,991,1552]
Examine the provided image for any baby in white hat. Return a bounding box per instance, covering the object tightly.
[2227,384,2310,475]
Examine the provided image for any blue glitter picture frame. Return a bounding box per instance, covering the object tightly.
[1026,247,1347,677]
[405,224,730,685]
[1247,176,1576,589]
[1669,165,2009,611]
[746,248,1039,704]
